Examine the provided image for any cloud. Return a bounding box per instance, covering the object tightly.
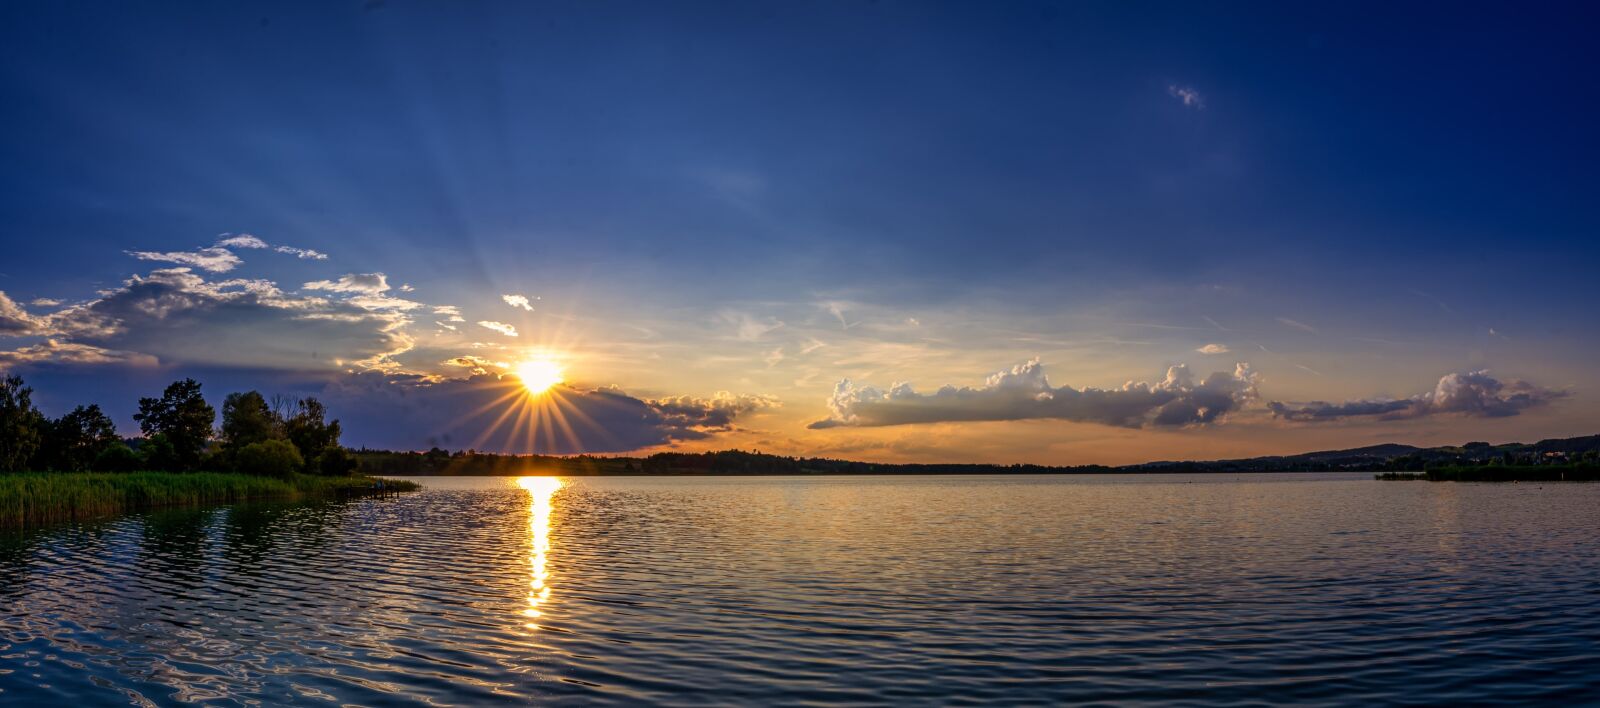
[304,273,390,294]
[216,234,269,249]
[127,246,242,273]
[0,339,157,368]
[764,347,784,367]
[720,311,784,340]
[442,354,506,375]
[276,246,328,260]
[648,391,779,431]
[1276,317,1318,334]
[810,359,1258,430]
[502,294,536,311]
[1196,343,1230,354]
[5,268,415,371]
[321,372,775,453]
[1269,370,1565,422]
[822,301,855,330]
[348,294,423,311]
[0,291,47,335]
[478,321,518,337]
[433,305,466,323]
[1168,84,1204,109]
[30,298,62,307]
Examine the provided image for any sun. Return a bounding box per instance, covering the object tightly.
[515,358,565,395]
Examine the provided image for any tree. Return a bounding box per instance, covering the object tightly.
[282,397,342,472]
[220,391,279,449]
[234,439,303,479]
[93,442,142,472]
[133,379,214,471]
[40,404,119,472]
[314,445,357,476]
[138,433,179,471]
[0,374,46,471]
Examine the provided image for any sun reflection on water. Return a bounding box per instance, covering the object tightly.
[517,476,563,629]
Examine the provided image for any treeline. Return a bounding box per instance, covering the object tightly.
[1382,464,1600,482]
[349,447,1110,476]
[0,374,355,478]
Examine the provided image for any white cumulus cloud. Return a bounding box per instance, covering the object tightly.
[478,321,518,337]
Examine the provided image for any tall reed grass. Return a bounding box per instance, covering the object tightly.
[0,472,419,529]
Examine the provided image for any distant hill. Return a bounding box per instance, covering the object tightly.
[353,434,1600,476]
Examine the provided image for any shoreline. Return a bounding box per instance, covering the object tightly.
[0,472,419,530]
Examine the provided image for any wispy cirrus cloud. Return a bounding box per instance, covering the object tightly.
[719,310,784,341]
[1276,317,1318,334]
[127,246,243,273]
[304,273,390,294]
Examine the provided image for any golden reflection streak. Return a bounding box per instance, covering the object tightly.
[517,476,563,629]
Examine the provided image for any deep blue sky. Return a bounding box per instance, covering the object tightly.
[2,1,1596,462]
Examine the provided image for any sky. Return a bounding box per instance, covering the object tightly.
[2,1,1597,464]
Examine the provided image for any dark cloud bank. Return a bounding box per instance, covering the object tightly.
[812,361,1565,430]
[811,359,1259,429]
[1267,370,1566,422]
[323,374,776,453]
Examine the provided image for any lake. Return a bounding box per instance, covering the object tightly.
[3,473,1599,705]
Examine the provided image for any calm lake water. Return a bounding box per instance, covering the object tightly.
[4,473,1600,705]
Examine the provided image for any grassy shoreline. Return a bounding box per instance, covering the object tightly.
[0,472,419,530]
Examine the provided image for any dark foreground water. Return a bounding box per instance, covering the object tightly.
[4,474,1600,705]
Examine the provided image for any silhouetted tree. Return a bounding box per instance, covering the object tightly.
[282,397,341,472]
[0,374,46,471]
[39,404,119,472]
[133,379,214,471]
[314,445,357,476]
[220,391,279,449]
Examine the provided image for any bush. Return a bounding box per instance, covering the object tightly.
[92,443,142,473]
[234,440,304,479]
[315,446,357,476]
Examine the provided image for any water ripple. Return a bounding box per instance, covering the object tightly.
[3,474,1600,704]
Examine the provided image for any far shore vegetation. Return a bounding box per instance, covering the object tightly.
[1,374,414,528]
[1376,464,1600,482]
